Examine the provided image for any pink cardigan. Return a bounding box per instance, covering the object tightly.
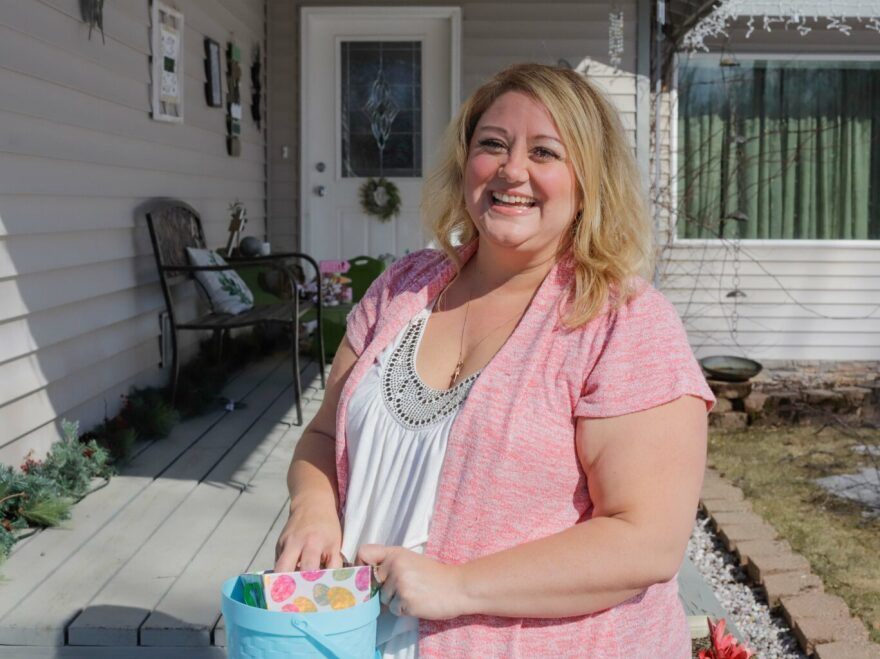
[337,244,714,658]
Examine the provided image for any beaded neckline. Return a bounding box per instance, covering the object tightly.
[381,311,480,430]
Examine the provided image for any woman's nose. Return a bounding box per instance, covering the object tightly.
[498,146,529,182]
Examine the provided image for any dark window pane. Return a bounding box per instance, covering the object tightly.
[340,40,422,178]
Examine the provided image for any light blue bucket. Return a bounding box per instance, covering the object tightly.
[221,576,380,659]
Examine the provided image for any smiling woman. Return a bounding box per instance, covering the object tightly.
[276,63,715,658]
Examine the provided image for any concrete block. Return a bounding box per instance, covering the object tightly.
[709,411,749,430]
[708,380,752,399]
[711,511,766,529]
[734,539,791,567]
[744,392,768,414]
[793,616,869,655]
[701,482,745,502]
[747,552,811,584]
[701,497,753,518]
[814,641,880,659]
[761,572,823,607]
[716,522,778,552]
[781,593,852,626]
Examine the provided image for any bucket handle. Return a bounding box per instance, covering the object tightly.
[289,616,376,659]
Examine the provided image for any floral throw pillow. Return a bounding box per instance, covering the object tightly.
[185,248,254,315]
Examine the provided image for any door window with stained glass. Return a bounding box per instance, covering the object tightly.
[340,41,422,178]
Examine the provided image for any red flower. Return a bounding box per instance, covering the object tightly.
[698,618,753,659]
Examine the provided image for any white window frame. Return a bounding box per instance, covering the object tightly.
[670,51,880,249]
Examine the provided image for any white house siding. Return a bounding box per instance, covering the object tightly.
[0,0,267,466]
[656,19,880,361]
[266,0,642,253]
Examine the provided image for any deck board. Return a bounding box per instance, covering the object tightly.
[0,357,298,646]
[0,357,280,626]
[137,399,314,646]
[66,375,304,646]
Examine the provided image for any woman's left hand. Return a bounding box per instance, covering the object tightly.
[356,545,469,620]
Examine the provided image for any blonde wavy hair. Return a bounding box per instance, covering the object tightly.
[422,63,654,327]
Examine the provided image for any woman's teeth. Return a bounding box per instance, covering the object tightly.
[492,192,536,208]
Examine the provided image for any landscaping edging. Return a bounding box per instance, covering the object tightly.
[701,468,880,658]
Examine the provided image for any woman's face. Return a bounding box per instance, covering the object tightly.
[464,91,578,256]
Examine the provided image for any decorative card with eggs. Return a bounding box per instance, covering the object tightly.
[239,566,376,613]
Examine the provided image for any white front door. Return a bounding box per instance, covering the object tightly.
[301,7,460,261]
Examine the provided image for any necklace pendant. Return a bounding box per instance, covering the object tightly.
[450,361,463,387]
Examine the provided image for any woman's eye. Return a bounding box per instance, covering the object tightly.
[533,147,560,160]
[478,139,506,152]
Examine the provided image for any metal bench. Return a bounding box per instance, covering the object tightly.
[145,200,325,425]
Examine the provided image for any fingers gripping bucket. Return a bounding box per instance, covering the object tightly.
[222,577,380,659]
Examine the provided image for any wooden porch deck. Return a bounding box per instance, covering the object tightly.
[0,351,731,658]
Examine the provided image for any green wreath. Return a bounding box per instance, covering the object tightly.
[359,177,401,222]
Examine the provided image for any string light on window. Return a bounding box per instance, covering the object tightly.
[681,0,880,51]
[609,3,624,71]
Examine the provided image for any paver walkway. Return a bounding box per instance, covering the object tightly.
[0,351,731,658]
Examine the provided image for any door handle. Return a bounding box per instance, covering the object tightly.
[313,185,326,197]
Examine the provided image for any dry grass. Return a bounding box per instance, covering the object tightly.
[708,423,880,643]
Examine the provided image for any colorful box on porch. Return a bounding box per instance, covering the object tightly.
[239,566,375,613]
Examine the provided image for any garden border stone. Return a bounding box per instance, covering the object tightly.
[701,468,880,657]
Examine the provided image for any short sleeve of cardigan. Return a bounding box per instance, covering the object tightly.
[574,287,715,418]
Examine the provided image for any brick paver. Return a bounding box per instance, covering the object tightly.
[711,510,766,528]
[701,482,745,502]
[716,521,778,552]
[781,593,852,626]
[761,572,823,607]
[747,552,812,584]
[814,641,880,659]
[701,497,753,518]
[734,539,791,567]
[793,616,870,655]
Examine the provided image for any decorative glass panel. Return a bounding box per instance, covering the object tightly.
[341,41,422,178]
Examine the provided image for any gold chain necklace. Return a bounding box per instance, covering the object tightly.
[442,282,532,388]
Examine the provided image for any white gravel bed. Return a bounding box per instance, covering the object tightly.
[688,515,807,659]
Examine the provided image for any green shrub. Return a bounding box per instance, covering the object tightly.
[28,420,112,499]
[121,388,179,439]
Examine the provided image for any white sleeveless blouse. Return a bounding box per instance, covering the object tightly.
[341,305,480,658]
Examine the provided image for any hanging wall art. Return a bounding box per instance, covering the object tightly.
[204,38,223,107]
[250,45,262,131]
[226,41,242,156]
[80,0,106,43]
[150,1,184,123]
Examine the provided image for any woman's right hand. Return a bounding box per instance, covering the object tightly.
[274,497,344,571]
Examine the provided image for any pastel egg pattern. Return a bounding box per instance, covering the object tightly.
[292,597,318,613]
[300,571,323,582]
[328,587,356,610]
[332,568,355,581]
[355,566,371,591]
[270,575,295,602]
[312,583,330,606]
